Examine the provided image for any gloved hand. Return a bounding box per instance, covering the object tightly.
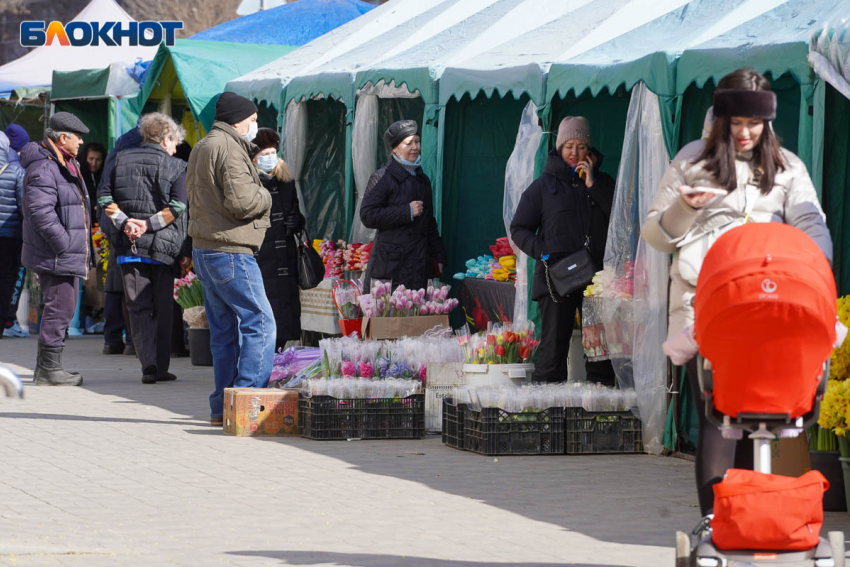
[284,213,302,237]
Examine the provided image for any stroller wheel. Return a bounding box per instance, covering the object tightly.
[675,530,691,567]
[829,531,845,567]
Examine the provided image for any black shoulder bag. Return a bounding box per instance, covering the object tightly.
[295,228,325,290]
[540,185,596,301]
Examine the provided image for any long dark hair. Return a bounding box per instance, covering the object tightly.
[697,68,785,194]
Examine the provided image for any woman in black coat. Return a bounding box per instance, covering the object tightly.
[510,116,616,386]
[252,128,304,349]
[360,120,446,293]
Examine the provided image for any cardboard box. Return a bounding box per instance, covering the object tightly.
[424,362,465,433]
[223,388,298,436]
[771,435,812,477]
[361,315,449,340]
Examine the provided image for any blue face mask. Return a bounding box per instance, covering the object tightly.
[257,154,277,172]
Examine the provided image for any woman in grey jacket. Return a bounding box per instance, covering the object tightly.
[641,68,832,525]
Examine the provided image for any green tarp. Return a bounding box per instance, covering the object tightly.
[133,39,296,135]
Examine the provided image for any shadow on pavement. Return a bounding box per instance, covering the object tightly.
[227,550,626,567]
[0,412,206,427]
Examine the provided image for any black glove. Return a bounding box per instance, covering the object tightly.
[284,213,302,237]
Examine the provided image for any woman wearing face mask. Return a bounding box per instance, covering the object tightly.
[641,68,832,528]
[510,116,616,384]
[98,112,189,385]
[360,120,446,293]
[252,128,304,349]
[79,142,105,218]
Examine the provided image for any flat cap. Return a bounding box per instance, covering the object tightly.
[49,112,90,135]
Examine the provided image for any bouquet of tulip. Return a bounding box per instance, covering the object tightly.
[343,241,373,272]
[319,335,462,384]
[457,321,540,365]
[361,280,459,318]
[174,271,204,309]
[319,239,346,279]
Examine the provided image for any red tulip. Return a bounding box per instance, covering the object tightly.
[495,345,505,357]
[487,334,496,345]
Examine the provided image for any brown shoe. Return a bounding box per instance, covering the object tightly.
[210,416,223,426]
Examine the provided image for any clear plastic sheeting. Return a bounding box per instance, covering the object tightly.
[811,15,850,100]
[503,100,542,324]
[283,101,309,219]
[602,82,670,455]
[350,94,379,243]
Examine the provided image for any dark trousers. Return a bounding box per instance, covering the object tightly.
[103,292,133,347]
[0,237,23,335]
[172,301,185,352]
[38,273,78,347]
[534,294,617,386]
[121,263,173,376]
[686,358,754,516]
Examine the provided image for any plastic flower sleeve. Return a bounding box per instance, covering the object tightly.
[503,100,543,324]
[601,82,670,455]
[282,101,309,220]
[350,94,379,244]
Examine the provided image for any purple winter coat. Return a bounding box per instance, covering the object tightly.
[21,139,92,277]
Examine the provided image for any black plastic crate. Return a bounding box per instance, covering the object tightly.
[299,394,424,440]
[564,407,643,454]
[463,406,565,455]
[441,398,466,450]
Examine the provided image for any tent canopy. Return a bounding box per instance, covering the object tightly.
[191,0,374,46]
[0,0,158,95]
[51,63,141,100]
[133,39,296,134]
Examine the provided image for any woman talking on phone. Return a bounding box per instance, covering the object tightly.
[641,68,832,527]
[511,116,616,385]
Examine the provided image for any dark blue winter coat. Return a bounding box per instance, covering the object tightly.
[0,135,25,240]
[20,139,93,277]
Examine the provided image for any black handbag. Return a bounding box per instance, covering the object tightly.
[541,239,596,301]
[295,229,324,290]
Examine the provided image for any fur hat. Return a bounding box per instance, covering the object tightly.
[712,89,776,121]
[556,116,591,150]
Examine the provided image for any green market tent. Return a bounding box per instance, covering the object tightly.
[128,39,296,143]
[51,63,146,151]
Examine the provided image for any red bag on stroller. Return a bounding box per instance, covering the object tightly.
[712,469,830,551]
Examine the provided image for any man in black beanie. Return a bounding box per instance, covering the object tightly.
[186,92,274,425]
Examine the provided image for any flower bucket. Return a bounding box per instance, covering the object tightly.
[809,450,846,512]
[339,317,363,337]
[188,327,213,367]
[462,363,534,388]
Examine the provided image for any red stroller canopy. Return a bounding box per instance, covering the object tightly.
[694,223,836,418]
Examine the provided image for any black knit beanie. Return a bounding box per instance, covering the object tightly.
[214,92,258,125]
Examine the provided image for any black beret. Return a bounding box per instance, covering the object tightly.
[214,92,258,125]
[49,112,90,135]
[384,120,419,149]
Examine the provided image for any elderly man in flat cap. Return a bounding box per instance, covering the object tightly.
[20,112,92,386]
[360,119,446,293]
[187,91,274,425]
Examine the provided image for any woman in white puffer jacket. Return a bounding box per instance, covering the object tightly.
[641,68,833,525]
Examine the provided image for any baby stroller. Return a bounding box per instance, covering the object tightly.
[675,222,845,567]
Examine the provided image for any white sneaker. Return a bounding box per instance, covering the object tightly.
[5,322,30,337]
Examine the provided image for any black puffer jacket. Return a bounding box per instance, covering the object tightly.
[510,149,615,301]
[100,143,187,265]
[360,158,446,292]
[255,169,304,345]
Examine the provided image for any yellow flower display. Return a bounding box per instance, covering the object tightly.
[830,296,850,380]
[818,378,850,437]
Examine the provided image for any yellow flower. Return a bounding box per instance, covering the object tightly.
[830,296,850,380]
[819,378,850,436]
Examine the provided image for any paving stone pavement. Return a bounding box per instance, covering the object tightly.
[1,336,848,567]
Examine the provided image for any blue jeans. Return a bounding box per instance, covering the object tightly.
[192,249,276,418]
